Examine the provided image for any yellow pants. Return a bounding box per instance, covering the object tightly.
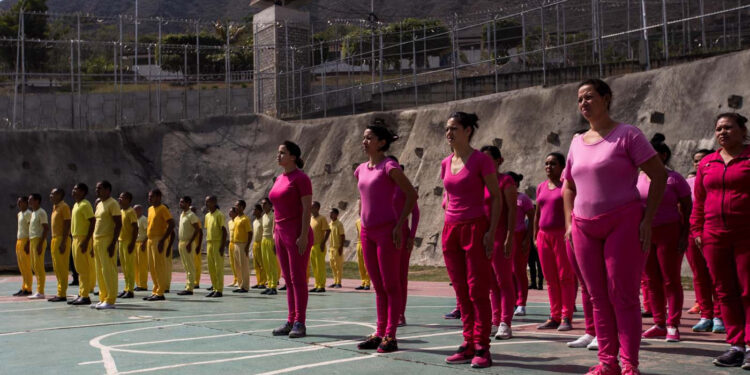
[252,241,266,286]
[29,237,47,294]
[329,247,343,285]
[72,236,95,297]
[261,237,280,288]
[357,243,370,287]
[228,241,237,285]
[51,236,71,297]
[193,240,202,287]
[135,240,148,289]
[148,238,169,296]
[309,244,327,289]
[119,240,136,292]
[15,238,32,292]
[166,244,173,291]
[178,240,196,291]
[94,236,118,304]
[206,240,224,293]
[233,242,251,290]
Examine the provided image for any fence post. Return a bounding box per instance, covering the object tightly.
[225,20,231,115]
[20,9,25,129]
[739,0,742,50]
[147,45,152,123]
[591,0,597,66]
[627,0,632,59]
[640,0,651,70]
[113,41,118,127]
[184,44,188,119]
[119,14,123,126]
[196,21,200,118]
[521,6,527,71]
[597,0,604,77]
[70,40,74,129]
[157,18,162,123]
[134,0,138,84]
[541,3,546,86]
[563,3,567,66]
[321,41,327,117]
[399,20,403,74]
[451,16,458,101]
[700,0,707,52]
[722,0,727,50]
[412,31,417,107]
[300,65,304,119]
[284,20,290,115]
[379,31,384,111]
[77,14,82,129]
[662,0,669,62]
[493,17,498,92]
[12,8,21,129]
[291,47,296,120]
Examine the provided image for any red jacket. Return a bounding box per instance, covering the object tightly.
[690,145,750,235]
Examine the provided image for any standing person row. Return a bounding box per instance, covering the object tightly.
[68,184,96,305]
[27,194,49,300]
[91,181,122,309]
[204,195,228,298]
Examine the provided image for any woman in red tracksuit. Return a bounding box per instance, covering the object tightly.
[691,112,750,368]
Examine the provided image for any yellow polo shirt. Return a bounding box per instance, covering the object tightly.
[147,204,173,240]
[119,207,138,242]
[179,210,200,242]
[94,197,121,238]
[51,202,71,237]
[330,219,345,249]
[71,200,95,237]
[310,215,329,246]
[136,216,148,242]
[232,215,251,243]
[204,209,226,242]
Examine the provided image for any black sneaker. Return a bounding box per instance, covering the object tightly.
[69,279,79,286]
[134,287,148,291]
[641,311,653,318]
[558,317,573,331]
[377,336,398,353]
[122,291,135,299]
[117,291,128,298]
[71,297,91,305]
[258,285,267,289]
[268,288,277,295]
[206,286,214,291]
[47,296,67,302]
[164,290,170,293]
[317,288,326,293]
[206,291,216,297]
[273,321,293,336]
[261,289,271,295]
[252,285,261,289]
[309,288,319,292]
[357,335,382,350]
[143,294,156,300]
[329,283,337,288]
[537,318,561,330]
[364,286,370,290]
[714,348,745,367]
[67,296,79,305]
[21,290,32,296]
[355,285,365,290]
[232,289,248,293]
[212,292,223,298]
[289,322,306,338]
[12,289,24,296]
[177,290,193,295]
[742,351,750,370]
[279,285,287,291]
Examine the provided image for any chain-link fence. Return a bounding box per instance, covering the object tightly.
[1,0,749,129]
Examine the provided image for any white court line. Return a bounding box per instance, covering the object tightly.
[517,329,729,348]
[78,360,103,365]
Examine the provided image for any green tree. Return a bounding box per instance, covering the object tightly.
[0,0,49,71]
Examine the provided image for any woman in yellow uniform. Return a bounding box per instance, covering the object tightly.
[354,217,371,290]
[261,198,280,295]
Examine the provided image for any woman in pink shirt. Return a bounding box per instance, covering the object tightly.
[638,134,692,342]
[562,79,666,375]
[441,112,501,368]
[268,141,314,339]
[480,145,517,340]
[354,121,417,353]
[508,172,534,317]
[534,152,577,332]
[691,113,750,368]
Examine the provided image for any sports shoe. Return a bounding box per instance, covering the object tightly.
[335,284,343,288]
[47,296,67,302]
[317,288,326,293]
[232,289,249,293]
[272,321,293,336]
[134,286,148,291]
[67,296,78,304]
[251,284,261,289]
[537,318,560,330]
[513,306,526,316]
[309,287,319,292]
[288,322,306,338]
[713,347,744,367]
[145,295,166,301]
[90,302,102,309]
[398,315,407,327]
[558,317,573,331]
[71,297,91,306]
[364,286,370,290]
[692,318,713,332]
[495,322,512,340]
[279,285,287,291]
[687,302,701,314]
[445,344,475,364]
[211,292,222,297]
[741,351,750,370]
[567,333,595,348]
[117,291,128,298]
[584,363,621,375]
[27,293,45,300]
[470,348,492,368]
[122,291,134,299]
[377,336,398,353]
[621,363,641,375]
[642,325,667,338]
[328,283,337,288]
[261,288,270,295]
[268,288,278,295]
[666,326,680,342]
[444,308,461,320]
[641,310,653,318]
[587,336,599,350]
[357,335,382,350]
[96,302,116,310]
[12,289,24,296]
[206,291,216,297]
[355,285,365,290]
[177,290,193,295]
[713,318,726,333]
[228,283,238,287]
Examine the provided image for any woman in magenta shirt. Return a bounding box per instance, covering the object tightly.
[691,113,750,368]
[638,134,692,343]
[354,121,417,353]
[562,79,666,375]
[508,172,534,317]
[534,152,577,331]
[268,141,314,339]
[441,112,501,368]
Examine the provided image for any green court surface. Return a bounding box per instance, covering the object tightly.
[0,275,733,375]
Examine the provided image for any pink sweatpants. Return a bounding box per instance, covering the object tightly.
[572,202,646,368]
[399,225,411,318]
[442,217,492,348]
[643,222,684,327]
[641,273,651,313]
[702,227,750,347]
[490,229,515,326]
[361,222,402,338]
[566,239,595,336]
[686,234,722,320]
[537,228,577,321]
[274,220,313,324]
[512,230,530,307]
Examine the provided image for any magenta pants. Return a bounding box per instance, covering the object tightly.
[512,230,530,306]
[702,226,750,347]
[686,234,721,320]
[399,225,411,318]
[537,228,577,321]
[566,239,595,336]
[361,222,402,338]
[572,202,645,368]
[490,229,515,326]
[643,222,684,327]
[274,220,313,324]
[641,272,651,313]
[442,217,492,348]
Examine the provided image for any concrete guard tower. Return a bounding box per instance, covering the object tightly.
[252,2,311,118]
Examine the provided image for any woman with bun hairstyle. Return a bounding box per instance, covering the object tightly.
[354,119,417,353]
[268,141,314,339]
[563,79,666,375]
[691,113,750,368]
[441,112,501,368]
[638,133,691,342]
[508,171,535,317]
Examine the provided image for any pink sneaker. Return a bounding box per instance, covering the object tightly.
[470,348,492,368]
[585,363,622,375]
[622,363,641,375]
[642,325,667,339]
[445,344,475,364]
[666,326,680,342]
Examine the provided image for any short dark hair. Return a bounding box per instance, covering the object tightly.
[578,78,613,110]
[18,196,28,203]
[121,191,133,201]
[30,193,42,203]
[75,183,89,195]
[694,149,714,156]
[331,208,339,214]
[449,112,480,141]
[237,200,246,209]
[254,204,262,211]
[181,196,192,204]
[150,188,162,196]
[716,112,748,130]
[480,145,502,161]
[546,152,566,166]
[650,133,672,165]
[53,188,65,199]
[312,201,321,208]
[98,180,112,191]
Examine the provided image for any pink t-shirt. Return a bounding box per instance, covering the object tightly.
[484,172,514,233]
[536,180,565,231]
[394,188,420,238]
[355,158,400,228]
[686,176,696,197]
[441,150,496,224]
[268,168,313,223]
[563,124,656,219]
[515,193,534,232]
[637,170,691,227]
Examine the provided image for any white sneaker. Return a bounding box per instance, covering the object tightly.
[495,322,512,340]
[513,306,526,316]
[96,302,116,310]
[567,333,595,348]
[490,325,499,337]
[587,336,599,350]
[27,293,45,300]
[90,302,103,309]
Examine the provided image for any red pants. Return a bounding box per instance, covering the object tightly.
[566,239,595,336]
[442,217,492,348]
[641,273,651,313]
[361,222,402,338]
[512,230,530,306]
[490,229,515,326]
[399,225,411,318]
[702,226,750,347]
[686,234,721,319]
[643,222,684,327]
[572,202,645,368]
[537,228,577,321]
[274,220,313,324]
